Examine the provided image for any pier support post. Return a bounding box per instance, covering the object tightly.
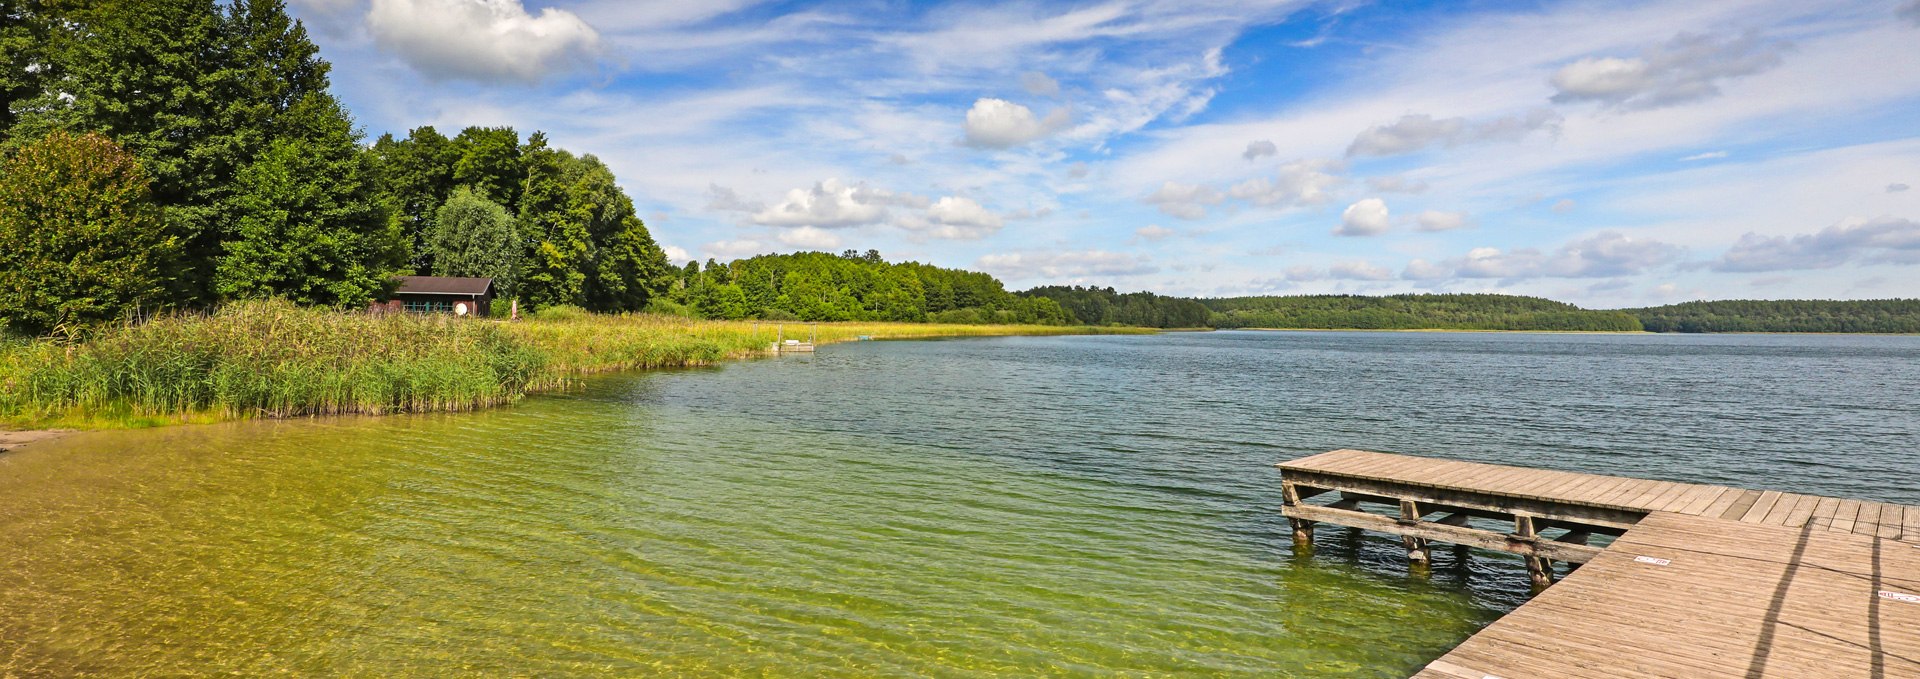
[1399,500,1431,573]
[1282,481,1315,548]
[1513,515,1553,589]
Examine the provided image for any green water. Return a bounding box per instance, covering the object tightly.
[8,331,1916,675]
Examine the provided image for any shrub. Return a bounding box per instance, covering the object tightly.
[0,131,178,336]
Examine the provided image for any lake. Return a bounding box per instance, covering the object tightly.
[3,330,1916,676]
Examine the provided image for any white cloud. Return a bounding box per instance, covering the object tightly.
[1367,175,1429,194]
[1713,216,1920,271]
[1022,72,1061,97]
[1430,232,1686,279]
[1680,151,1728,161]
[1335,198,1390,236]
[1243,140,1278,160]
[1135,224,1175,241]
[975,250,1158,281]
[701,239,768,260]
[1283,265,1324,282]
[1144,181,1224,220]
[777,226,842,249]
[1329,260,1395,281]
[1549,31,1789,109]
[1346,110,1560,157]
[1414,210,1471,232]
[367,0,601,82]
[1550,198,1576,213]
[1890,183,1911,193]
[960,98,1070,149]
[750,179,894,228]
[661,244,692,264]
[706,184,764,212]
[1899,0,1920,26]
[906,196,1005,239]
[1229,159,1340,208]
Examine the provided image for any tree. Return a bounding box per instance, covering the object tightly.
[215,92,403,307]
[590,215,672,312]
[0,131,177,335]
[513,133,587,309]
[429,186,520,295]
[369,126,459,273]
[452,126,523,210]
[7,0,333,304]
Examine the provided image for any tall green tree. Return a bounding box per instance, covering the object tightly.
[215,92,403,306]
[5,0,333,304]
[513,133,588,309]
[429,186,521,295]
[0,131,178,335]
[452,126,523,210]
[370,126,460,272]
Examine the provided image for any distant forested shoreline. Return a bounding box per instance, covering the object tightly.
[1015,287,1920,333]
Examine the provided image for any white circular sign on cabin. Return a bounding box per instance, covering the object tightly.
[455,302,470,316]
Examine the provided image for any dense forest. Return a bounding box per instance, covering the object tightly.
[1628,299,1920,333]
[1199,294,1647,331]
[667,250,1069,324]
[1018,287,1213,328]
[0,0,671,336]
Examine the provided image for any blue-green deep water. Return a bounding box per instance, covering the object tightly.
[3,330,1917,676]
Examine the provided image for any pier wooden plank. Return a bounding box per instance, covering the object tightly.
[1277,450,1920,678]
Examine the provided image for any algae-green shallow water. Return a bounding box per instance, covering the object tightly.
[4,331,1917,676]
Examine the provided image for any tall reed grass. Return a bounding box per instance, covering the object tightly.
[0,300,1149,428]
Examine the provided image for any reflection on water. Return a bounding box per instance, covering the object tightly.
[3,330,1915,675]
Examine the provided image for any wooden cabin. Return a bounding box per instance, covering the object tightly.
[371,276,494,317]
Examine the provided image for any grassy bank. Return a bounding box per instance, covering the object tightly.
[0,300,1149,429]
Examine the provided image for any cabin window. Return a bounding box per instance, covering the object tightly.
[402,300,457,313]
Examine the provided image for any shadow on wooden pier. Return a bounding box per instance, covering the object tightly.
[1278,449,1920,678]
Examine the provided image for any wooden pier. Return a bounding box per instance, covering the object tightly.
[1279,449,1920,678]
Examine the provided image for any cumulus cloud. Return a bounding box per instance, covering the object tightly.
[975,250,1158,280]
[1243,140,1277,160]
[1901,0,1920,25]
[661,244,692,264]
[1144,181,1225,219]
[702,239,768,260]
[1335,198,1390,237]
[1229,159,1340,208]
[1346,110,1560,157]
[1135,224,1175,241]
[1549,31,1788,109]
[748,179,924,229]
[1067,162,1091,179]
[707,184,764,213]
[1022,72,1061,97]
[1416,232,1685,280]
[1713,217,1920,272]
[367,0,601,82]
[961,98,1070,149]
[1283,265,1323,282]
[1414,210,1471,232]
[777,226,842,249]
[1329,260,1394,281]
[1401,259,1452,281]
[1367,175,1429,194]
[901,196,1006,239]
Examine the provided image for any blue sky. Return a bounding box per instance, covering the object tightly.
[288,0,1920,307]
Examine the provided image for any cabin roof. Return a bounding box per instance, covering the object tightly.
[394,276,492,296]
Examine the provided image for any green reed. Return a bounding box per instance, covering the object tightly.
[0,300,1149,428]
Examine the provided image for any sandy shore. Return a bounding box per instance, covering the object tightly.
[0,429,72,452]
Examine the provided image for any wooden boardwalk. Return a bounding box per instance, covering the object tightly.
[1278,449,1920,679]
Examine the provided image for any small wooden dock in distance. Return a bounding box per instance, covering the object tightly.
[1279,449,1920,678]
